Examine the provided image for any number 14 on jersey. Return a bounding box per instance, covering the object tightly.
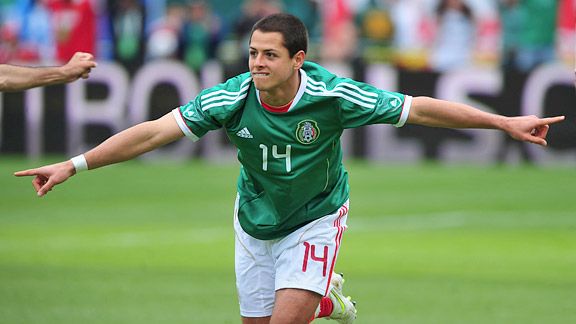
[259,144,292,172]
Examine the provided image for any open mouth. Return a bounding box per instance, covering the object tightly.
[251,72,270,78]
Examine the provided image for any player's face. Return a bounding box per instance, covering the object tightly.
[249,30,303,98]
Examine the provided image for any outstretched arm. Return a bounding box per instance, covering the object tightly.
[14,112,185,196]
[0,52,96,92]
[407,96,565,146]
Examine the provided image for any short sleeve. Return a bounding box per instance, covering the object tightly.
[173,96,223,141]
[336,79,412,128]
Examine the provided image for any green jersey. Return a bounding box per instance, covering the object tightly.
[175,61,411,239]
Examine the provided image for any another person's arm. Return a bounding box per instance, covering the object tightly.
[14,112,184,197]
[0,52,96,92]
[408,96,565,146]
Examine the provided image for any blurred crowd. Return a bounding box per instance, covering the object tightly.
[0,0,573,75]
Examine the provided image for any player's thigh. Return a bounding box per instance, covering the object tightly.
[270,288,322,324]
[235,214,276,317]
[274,201,349,296]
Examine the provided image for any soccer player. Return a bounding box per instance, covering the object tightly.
[15,14,564,324]
[0,52,96,92]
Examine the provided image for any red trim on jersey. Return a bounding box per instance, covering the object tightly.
[324,204,348,296]
[261,99,293,113]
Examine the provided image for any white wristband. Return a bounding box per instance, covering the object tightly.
[71,154,88,172]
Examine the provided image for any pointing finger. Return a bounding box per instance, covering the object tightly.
[539,116,565,125]
[14,169,39,177]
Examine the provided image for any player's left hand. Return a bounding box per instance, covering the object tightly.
[14,161,76,197]
[504,115,565,146]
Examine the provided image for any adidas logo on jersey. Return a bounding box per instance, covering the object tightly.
[236,127,253,139]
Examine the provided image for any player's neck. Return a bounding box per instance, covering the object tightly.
[260,71,300,107]
[260,93,293,108]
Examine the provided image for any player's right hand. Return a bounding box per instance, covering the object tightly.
[14,161,76,197]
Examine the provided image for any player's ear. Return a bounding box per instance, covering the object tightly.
[293,50,306,70]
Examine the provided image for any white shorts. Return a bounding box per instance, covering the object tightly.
[234,199,349,318]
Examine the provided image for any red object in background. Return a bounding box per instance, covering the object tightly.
[319,0,358,60]
[0,25,39,63]
[321,0,352,42]
[556,0,575,62]
[557,0,575,30]
[47,0,96,62]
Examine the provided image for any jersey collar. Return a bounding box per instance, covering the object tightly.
[256,69,308,113]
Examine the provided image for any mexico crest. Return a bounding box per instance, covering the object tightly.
[295,120,320,144]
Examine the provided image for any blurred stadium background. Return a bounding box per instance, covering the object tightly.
[1,0,575,323]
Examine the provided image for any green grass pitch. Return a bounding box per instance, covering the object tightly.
[1,157,575,323]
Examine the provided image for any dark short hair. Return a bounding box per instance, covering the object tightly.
[250,13,308,57]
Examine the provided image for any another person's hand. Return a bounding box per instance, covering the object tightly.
[61,52,97,82]
[14,161,76,197]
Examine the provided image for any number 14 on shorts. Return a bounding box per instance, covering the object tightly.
[301,242,329,277]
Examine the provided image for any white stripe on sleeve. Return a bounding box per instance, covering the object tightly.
[172,108,200,141]
[394,95,412,128]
